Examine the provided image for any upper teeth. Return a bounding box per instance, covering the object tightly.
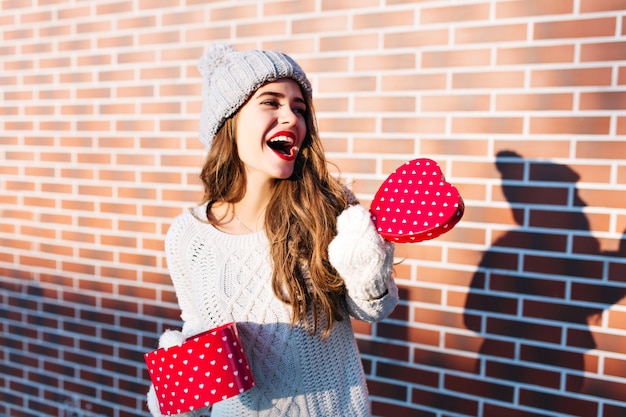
[270,136,291,143]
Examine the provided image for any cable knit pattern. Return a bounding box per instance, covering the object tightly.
[149,204,398,417]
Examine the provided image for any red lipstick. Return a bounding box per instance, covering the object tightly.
[267,131,298,161]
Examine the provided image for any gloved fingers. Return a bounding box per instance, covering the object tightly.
[158,329,185,349]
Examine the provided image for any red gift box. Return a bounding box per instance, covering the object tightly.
[144,322,255,415]
[370,158,464,243]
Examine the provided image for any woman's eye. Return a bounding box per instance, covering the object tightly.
[260,100,306,116]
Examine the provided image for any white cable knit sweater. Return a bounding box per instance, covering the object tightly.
[153,203,398,417]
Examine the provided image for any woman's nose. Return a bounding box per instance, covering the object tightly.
[279,107,298,125]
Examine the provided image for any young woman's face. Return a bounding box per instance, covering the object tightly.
[235,78,308,182]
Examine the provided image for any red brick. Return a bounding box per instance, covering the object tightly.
[354,53,416,72]
[580,91,626,110]
[580,189,626,212]
[586,330,626,355]
[320,33,378,51]
[400,284,443,306]
[448,247,484,267]
[371,401,434,417]
[444,333,483,356]
[21,10,53,23]
[378,361,438,388]
[487,359,562,389]
[118,218,157,233]
[382,72,447,91]
[605,403,626,417]
[520,388,598,416]
[117,50,157,64]
[525,253,603,278]
[378,322,439,346]
[61,200,95,212]
[421,3,489,24]
[353,137,415,154]
[367,379,407,401]
[423,48,491,68]
[576,140,626,159]
[318,75,376,93]
[139,30,181,46]
[5,121,35,131]
[530,116,610,135]
[452,117,524,134]
[582,42,626,62]
[115,14,156,30]
[422,94,490,112]
[321,0,378,10]
[617,117,626,135]
[496,93,573,111]
[318,117,376,133]
[496,0,574,18]
[604,356,626,378]
[412,385,479,415]
[415,306,466,329]
[3,28,34,40]
[456,23,527,44]
[119,252,157,267]
[446,374,514,402]
[498,44,575,65]
[382,116,446,134]
[535,17,616,40]
[531,67,612,87]
[61,104,95,115]
[139,66,181,81]
[101,234,137,248]
[581,0,626,13]
[23,398,61,415]
[117,85,155,98]
[292,15,347,34]
[354,9,414,29]
[235,21,287,38]
[385,28,449,48]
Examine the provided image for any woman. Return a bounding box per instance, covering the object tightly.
[147,43,398,417]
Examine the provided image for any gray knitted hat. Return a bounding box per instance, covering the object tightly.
[197,43,313,150]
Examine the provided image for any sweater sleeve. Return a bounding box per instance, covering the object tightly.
[329,204,399,322]
[147,212,206,417]
[164,211,204,334]
[343,241,399,322]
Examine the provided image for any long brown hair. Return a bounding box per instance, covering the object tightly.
[199,86,349,337]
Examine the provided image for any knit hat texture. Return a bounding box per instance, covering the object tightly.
[197,43,313,150]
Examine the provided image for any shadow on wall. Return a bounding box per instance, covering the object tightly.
[463,151,626,416]
[0,273,181,417]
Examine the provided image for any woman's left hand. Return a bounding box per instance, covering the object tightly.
[328,204,394,300]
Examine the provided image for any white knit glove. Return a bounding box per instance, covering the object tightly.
[328,204,393,301]
[146,321,205,417]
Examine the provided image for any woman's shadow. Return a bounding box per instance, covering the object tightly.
[463,151,626,414]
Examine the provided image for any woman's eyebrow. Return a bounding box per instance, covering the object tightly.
[256,91,306,105]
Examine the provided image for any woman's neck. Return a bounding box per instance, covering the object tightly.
[211,178,272,234]
[233,194,268,233]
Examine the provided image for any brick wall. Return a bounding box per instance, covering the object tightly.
[1,0,626,416]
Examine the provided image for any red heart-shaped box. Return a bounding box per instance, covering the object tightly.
[144,322,255,415]
[370,158,464,243]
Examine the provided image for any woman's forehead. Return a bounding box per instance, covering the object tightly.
[255,78,305,99]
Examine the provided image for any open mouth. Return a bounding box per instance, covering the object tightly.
[267,133,298,160]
